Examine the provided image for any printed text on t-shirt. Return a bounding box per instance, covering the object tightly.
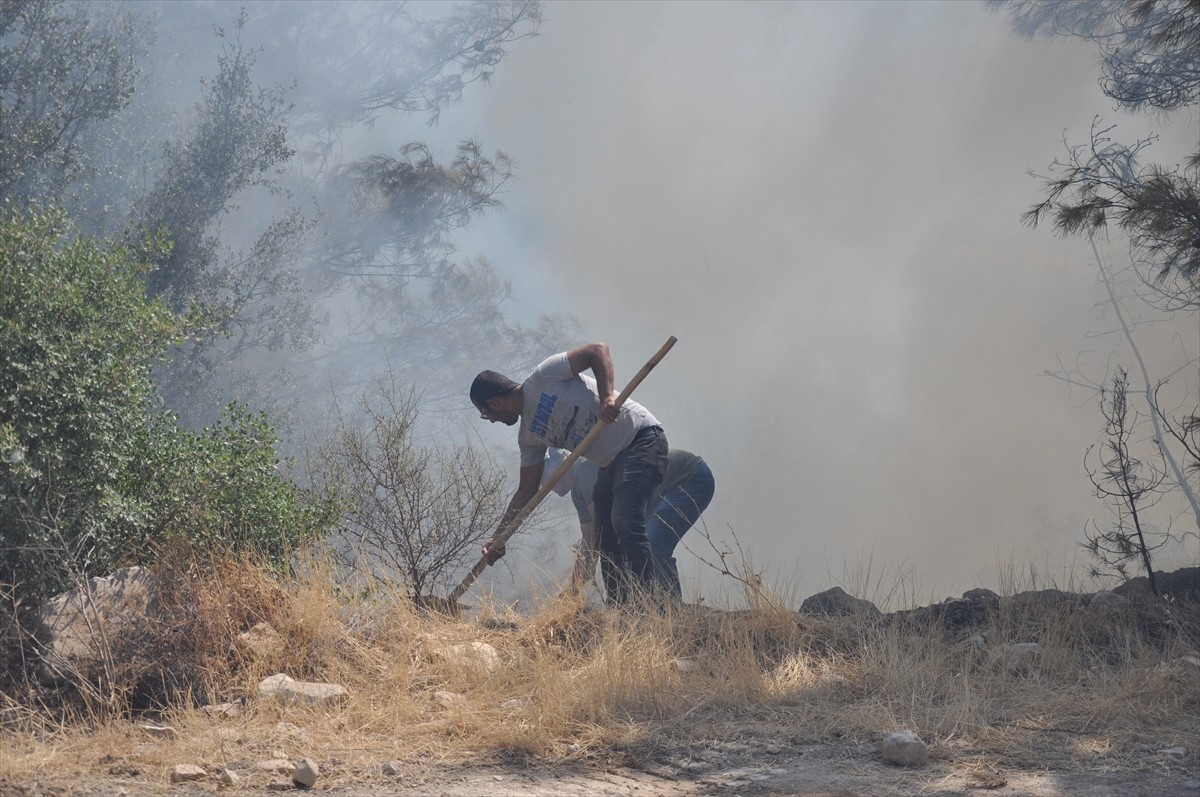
[530,392,556,437]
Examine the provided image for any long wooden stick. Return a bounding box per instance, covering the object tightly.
[446,336,678,604]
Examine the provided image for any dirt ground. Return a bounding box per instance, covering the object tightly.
[356,745,1197,797]
[314,740,1199,797]
[6,571,1199,797]
[6,731,1197,797]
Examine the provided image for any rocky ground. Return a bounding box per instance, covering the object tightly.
[6,731,1197,797]
[5,567,1198,797]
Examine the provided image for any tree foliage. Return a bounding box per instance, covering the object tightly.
[995,0,1200,297]
[317,141,511,288]
[2,1,559,432]
[992,0,1200,113]
[241,0,542,164]
[1,209,174,597]
[1021,121,1200,301]
[0,210,333,604]
[304,139,578,414]
[136,17,295,309]
[0,0,146,208]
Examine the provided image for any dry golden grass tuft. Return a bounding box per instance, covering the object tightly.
[1,550,1197,792]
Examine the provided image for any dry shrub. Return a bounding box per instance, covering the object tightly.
[108,543,289,710]
[820,589,1200,761]
[264,554,385,685]
[508,592,607,660]
[567,613,682,719]
[0,585,33,712]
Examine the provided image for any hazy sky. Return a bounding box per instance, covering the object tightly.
[377,0,1198,605]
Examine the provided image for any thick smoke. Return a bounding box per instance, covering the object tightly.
[427,2,1199,604]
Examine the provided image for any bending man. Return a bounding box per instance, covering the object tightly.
[471,342,669,604]
[547,447,715,601]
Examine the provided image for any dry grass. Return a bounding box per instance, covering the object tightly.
[1,551,1197,791]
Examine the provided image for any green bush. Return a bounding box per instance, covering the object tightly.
[0,208,334,605]
[123,406,338,565]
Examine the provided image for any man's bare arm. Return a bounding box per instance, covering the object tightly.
[565,342,618,423]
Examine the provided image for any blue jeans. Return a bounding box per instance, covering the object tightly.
[645,458,715,601]
[592,426,669,605]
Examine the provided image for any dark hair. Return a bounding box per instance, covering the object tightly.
[470,370,519,405]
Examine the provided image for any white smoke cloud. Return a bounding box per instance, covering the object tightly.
[410,1,1198,605]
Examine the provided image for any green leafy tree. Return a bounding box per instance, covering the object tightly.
[316,141,511,288]
[124,15,326,429]
[0,209,333,604]
[128,2,556,428]
[0,0,146,208]
[304,140,580,412]
[4,0,565,445]
[1020,121,1199,305]
[135,18,294,309]
[1,208,176,601]
[121,406,337,565]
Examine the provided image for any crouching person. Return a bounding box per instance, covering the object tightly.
[471,342,669,604]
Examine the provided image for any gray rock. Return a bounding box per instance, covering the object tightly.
[170,764,206,783]
[199,701,243,718]
[382,761,403,777]
[33,566,149,685]
[236,622,283,660]
[140,723,177,740]
[256,759,293,774]
[800,586,881,618]
[1088,589,1128,608]
[258,673,349,707]
[992,642,1042,674]
[1113,567,1200,602]
[291,757,319,788]
[433,690,467,709]
[434,641,501,674]
[276,721,308,738]
[217,768,239,786]
[962,587,1000,604]
[881,730,928,767]
[1009,588,1073,610]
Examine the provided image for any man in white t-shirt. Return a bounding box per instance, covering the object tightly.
[470,342,669,604]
